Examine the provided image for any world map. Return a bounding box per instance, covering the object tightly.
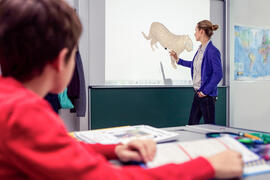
[234,25,270,80]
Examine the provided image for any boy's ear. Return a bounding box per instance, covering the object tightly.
[52,48,69,72]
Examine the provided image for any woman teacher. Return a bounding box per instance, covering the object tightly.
[170,20,223,125]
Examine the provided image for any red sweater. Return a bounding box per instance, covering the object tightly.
[0,77,215,180]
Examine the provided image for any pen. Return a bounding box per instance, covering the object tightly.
[124,161,147,168]
[250,132,270,143]
[238,138,253,144]
[240,132,262,140]
[138,162,147,168]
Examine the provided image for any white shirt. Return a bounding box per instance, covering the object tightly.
[193,40,210,90]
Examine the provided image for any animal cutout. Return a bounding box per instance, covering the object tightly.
[142,22,193,69]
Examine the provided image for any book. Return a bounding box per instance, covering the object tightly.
[147,136,270,177]
[73,125,178,144]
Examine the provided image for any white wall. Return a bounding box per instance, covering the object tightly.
[89,0,105,85]
[60,0,89,131]
[77,0,90,131]
[229,0,270,132]
[65,0,74,7]
[210,0,225,85]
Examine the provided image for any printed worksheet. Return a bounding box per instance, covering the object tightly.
[147,137,270,177]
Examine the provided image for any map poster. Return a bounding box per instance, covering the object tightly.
[234,25,270,80]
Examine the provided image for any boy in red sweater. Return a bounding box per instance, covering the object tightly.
[0,0,243,179]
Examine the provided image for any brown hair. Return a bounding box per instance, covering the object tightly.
[0,0,82,82]
[197,20,219,38]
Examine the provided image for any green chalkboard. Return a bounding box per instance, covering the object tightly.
[89,87,227,130]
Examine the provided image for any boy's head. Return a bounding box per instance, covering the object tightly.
[0,0,82,82]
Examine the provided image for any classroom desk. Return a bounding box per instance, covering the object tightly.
[162,124,270,180]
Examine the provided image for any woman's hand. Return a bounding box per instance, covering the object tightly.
[207,150,244,179]
[115,139,156,163]
[170,51,179,61]
[197,91,206,97]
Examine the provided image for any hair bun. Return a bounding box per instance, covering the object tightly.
[212,24,219,31]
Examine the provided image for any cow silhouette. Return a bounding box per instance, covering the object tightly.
[142,22,193,69]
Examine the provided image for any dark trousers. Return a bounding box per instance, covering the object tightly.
[188,93,216,125]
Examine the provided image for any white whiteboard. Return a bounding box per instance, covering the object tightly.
[105,0,210,85]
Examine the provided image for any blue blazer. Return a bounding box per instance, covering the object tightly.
[178,41,223,97]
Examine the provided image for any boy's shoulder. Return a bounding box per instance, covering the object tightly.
[0,76,59,129]
[0,76,45,106]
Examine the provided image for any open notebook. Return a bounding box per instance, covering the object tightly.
[73,125,178,144]
[147,136,270,177]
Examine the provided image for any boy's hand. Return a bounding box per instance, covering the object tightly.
[115,139,156,163]
[207,150,244,179]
